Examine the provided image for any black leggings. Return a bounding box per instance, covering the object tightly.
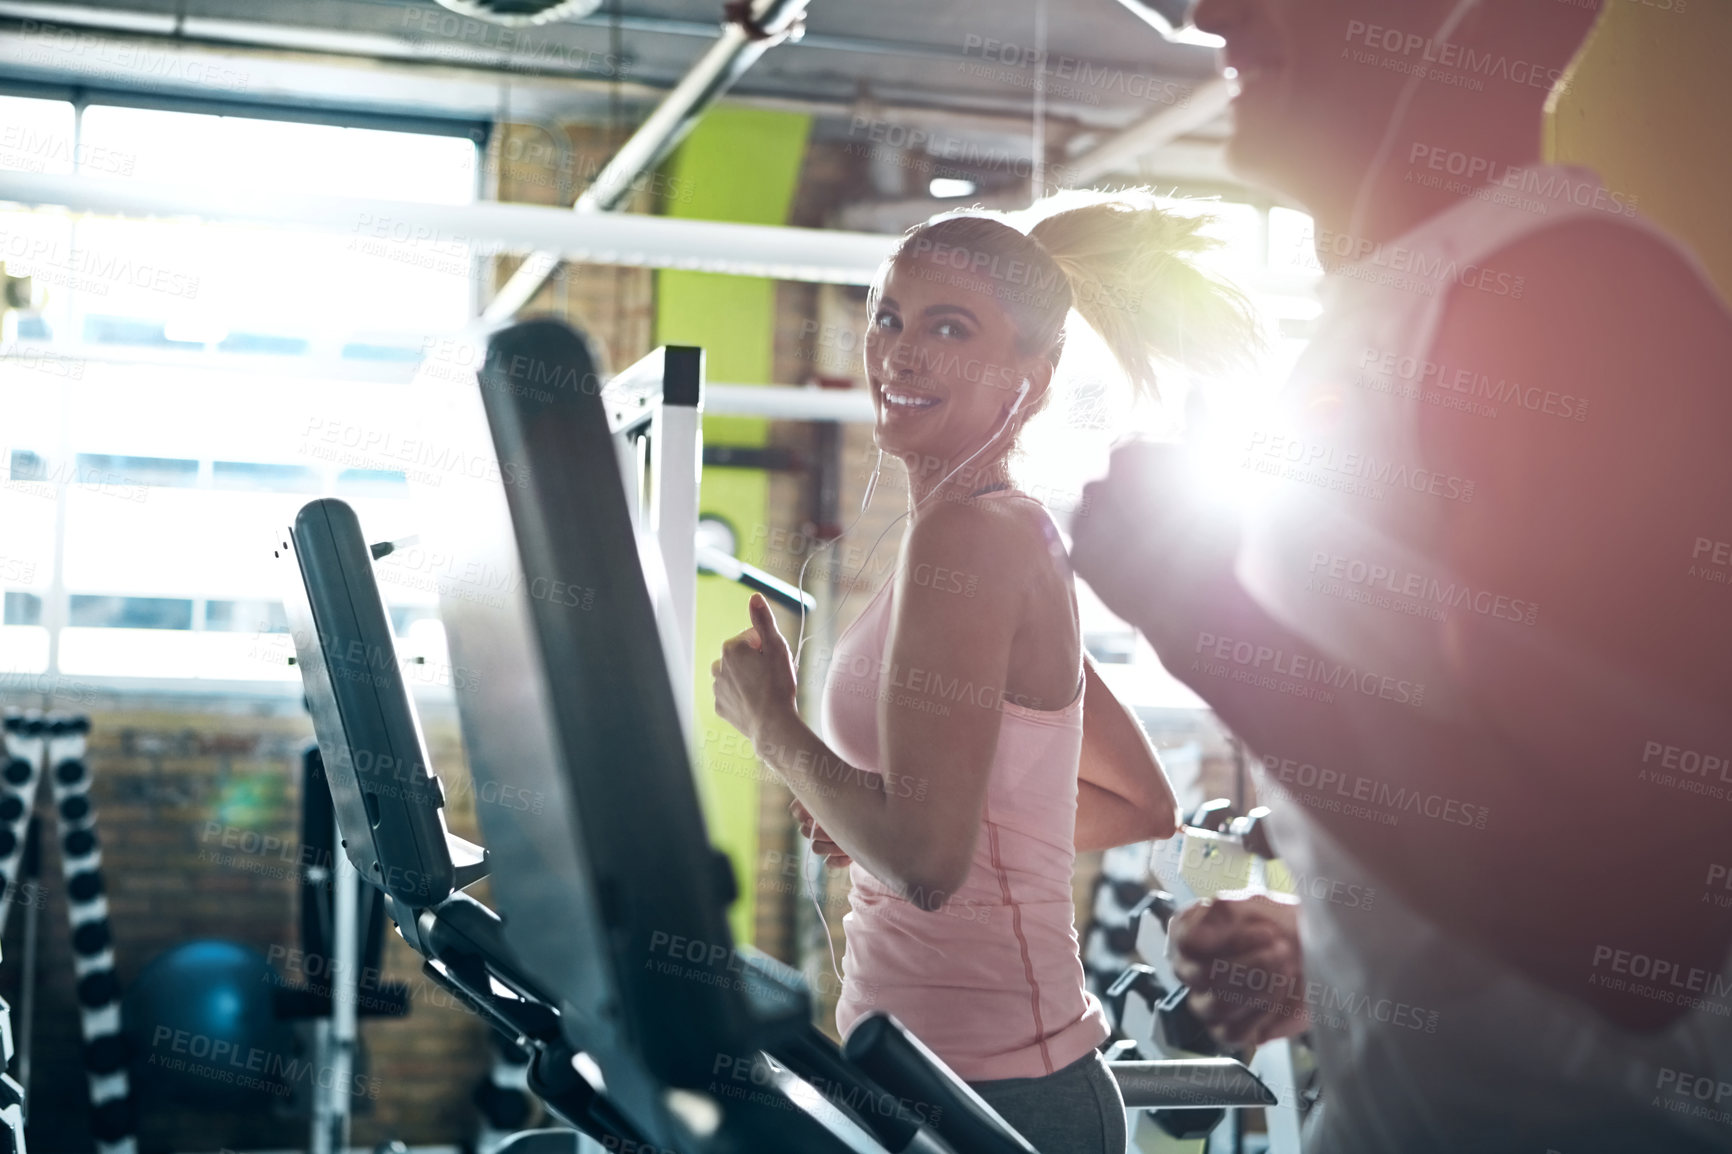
[967,1049,1127,1154]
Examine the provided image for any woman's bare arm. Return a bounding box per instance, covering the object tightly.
[1075,656,1180,850]
[737,501,1027,908]
[1076,782,1167,852]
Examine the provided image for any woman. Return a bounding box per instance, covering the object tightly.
[712,190,1260,1154]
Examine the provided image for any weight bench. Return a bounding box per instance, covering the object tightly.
[275,317,1275,1153]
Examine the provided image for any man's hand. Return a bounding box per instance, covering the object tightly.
[1072,441,1241,636]
[1168,891,1309,1048]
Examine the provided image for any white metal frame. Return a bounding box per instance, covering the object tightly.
[601,346,704,733]
[652,398,701,688]
[308,849,361,1154]
[599,355,878,739]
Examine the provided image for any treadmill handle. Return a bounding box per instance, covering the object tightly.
[696,544,817,612]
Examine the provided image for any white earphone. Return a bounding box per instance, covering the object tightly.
[1010,378,1032,415]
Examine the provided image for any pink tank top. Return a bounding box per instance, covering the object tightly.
[820,491,1110,1082]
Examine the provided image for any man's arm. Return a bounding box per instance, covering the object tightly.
[1070,444,1363,799]
[1075,222,1732,1031]
[1393,219,1732,1027]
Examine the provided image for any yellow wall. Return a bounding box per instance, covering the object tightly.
[1549,0,1732,304]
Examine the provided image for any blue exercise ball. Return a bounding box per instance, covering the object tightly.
[123,940,299,1109]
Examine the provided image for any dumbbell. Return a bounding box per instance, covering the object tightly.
[1183,799,1275,852]
[1110,893,1201,1049]
[1187,797,1233,833]
[1105,963,1229,1140]
[1178,801,1283,897]
[1227,806,1277,861]
[1128,886,1260,1064]
[1109,890,1234,1141]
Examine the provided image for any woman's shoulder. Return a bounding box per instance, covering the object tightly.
[909,492,1052,549]
[905,494,1068,584]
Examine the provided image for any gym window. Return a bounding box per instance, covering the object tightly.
[0,95,477,689]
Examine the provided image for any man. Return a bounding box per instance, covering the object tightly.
[1071,0,1732,1149]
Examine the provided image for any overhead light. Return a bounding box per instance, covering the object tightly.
[1109,0,1222,45]
[434,0,604,26]
[1171,27,1225,47]
[163,319,229,345]
[929,178,977,199]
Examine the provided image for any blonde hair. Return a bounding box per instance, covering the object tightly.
[873,187,1263,409]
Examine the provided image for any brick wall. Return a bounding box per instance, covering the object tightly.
[486,120,659,374]
[2,696,493,1154]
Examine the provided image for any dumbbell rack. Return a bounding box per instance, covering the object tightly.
[1155,802,1318,1153]
[1093,801,1320,1153]
[0,711,135,1154]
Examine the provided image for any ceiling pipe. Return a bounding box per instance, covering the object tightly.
[0,1,1193,80]
[0,4,1151,136]
[1060,74,1231,187]
[565,7,965,63]
[1107,0,1200,40]
[0,169,895,283]
[0,20,1115,139]
[481,0,808,322]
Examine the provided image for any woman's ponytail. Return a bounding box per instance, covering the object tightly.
[1024,188,1264,404]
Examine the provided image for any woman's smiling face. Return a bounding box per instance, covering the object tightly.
[864,257,1036,469]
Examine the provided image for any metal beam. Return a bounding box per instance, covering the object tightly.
[706,383,873,422]
[481,0,809,322]
[0,6,1142,133]
[0,170,896,283]
[1105,0,1197,40]
[1061,75,1232,187]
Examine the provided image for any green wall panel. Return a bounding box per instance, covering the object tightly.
[656,106,811,946]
